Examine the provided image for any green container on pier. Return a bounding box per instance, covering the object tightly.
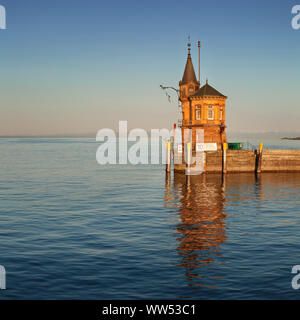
[228,142,243,150]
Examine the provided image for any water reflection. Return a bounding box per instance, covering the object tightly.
[165,171,300,296]
[165,173,227,290]
[164,173,263,291]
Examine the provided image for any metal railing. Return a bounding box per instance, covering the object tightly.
[181,120,226,126]
[240,142,257,151]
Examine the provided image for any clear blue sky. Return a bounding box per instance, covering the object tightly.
[0,0,299,135]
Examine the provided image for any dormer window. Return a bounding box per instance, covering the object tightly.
[207,106,214,120]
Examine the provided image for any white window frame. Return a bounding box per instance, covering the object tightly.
[207,106,214,120]
[195,105,201,120]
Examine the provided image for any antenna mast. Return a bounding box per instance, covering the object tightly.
[198,40,201,85]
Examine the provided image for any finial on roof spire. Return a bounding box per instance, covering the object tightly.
[187,34,191,55]
[180,38,198,85]
[206,78,208,84]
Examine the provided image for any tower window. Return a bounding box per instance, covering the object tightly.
[220,107,223,120]
[207,106,214,120]
[182,88,186,97]
[195,105,201,120]
[188,86,194,95]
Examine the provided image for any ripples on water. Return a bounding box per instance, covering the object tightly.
[0,138,300,299]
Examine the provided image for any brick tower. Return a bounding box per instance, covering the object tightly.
[179,41,227,150]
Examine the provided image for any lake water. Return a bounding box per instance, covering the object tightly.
[0,137,300,299]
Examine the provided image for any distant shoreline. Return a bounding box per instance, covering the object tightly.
[0,135,95,139]
[1,133,300,140]
[281,137,300,141]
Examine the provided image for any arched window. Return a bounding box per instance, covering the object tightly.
[182,88,186,98]
[195,105,201,120]
[220,107,223,120]
[188,86,194,95]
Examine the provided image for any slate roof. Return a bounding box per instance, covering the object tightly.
[191,82,226,98]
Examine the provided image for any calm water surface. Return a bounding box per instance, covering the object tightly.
[0,138,300,299]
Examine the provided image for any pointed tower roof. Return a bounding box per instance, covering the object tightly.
[180,41,198,85]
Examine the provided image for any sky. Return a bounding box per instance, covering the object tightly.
[0,0,299,135]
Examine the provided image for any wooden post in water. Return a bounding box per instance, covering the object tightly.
[165,141,171,173]
[222,142,228,174]
[256,142,263,174]
[186,142,192,175]
[202,151,206,173]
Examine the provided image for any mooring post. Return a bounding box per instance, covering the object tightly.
[166,141,171,173]
[203,151,206,173]
[222,142,228,174]
[165,168,171,186]
[221,173,226,193]
[257,142,263,173]
[186,142,192,175]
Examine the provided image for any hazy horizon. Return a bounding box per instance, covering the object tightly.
[1,130,300,139]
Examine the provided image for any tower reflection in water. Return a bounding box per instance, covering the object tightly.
[165,173,228,290]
